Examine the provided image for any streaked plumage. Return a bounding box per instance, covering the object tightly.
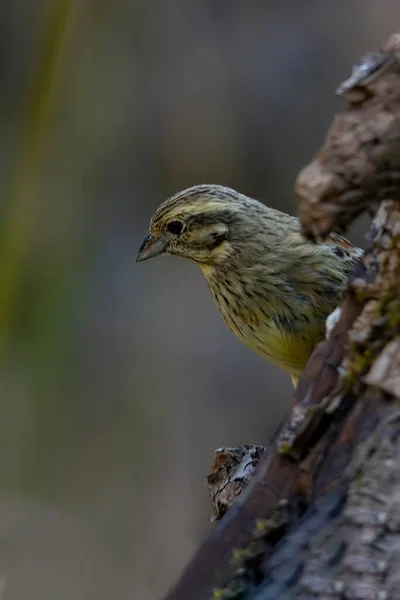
[136,184,362,386]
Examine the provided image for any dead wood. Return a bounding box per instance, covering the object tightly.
[162,34,400,600]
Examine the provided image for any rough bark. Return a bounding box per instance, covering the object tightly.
[207,445,267,522]
[162,34,400,600]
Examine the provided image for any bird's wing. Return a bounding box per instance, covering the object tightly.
[325,232,364,267]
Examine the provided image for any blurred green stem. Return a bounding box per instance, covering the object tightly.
[0,1,76,356]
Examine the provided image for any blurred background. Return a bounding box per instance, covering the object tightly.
[0,1,397,598]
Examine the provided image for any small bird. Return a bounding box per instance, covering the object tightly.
[136,185,362,386]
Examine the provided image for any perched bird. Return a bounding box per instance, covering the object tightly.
[136,185,362,386]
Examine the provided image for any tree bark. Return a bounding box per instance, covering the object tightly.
[162,33,400,600]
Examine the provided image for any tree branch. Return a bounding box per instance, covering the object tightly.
[162,33,400,600]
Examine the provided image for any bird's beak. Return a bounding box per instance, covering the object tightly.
[136,231,166,262]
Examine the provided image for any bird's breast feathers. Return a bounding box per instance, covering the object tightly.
[209,291,322,379]
[233,312,321,379]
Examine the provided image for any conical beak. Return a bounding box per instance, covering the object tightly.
[136,231,166,262]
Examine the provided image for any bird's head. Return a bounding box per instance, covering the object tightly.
[136,184,261,266]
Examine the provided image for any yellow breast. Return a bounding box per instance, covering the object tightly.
[234,315,320,377]
[201,265,327,386]
[212,296,323,385]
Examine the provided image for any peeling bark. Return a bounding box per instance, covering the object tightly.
[207,446,267,521]
[296,34,400,239]
[162,34,400,600]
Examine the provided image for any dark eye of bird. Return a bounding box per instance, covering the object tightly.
[167,220,185,235]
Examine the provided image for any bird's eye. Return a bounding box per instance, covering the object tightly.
[167,220,185,235]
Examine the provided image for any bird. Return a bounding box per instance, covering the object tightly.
[136,184,363,387]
